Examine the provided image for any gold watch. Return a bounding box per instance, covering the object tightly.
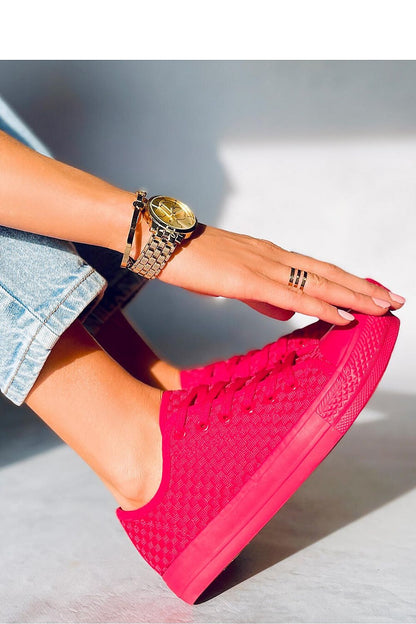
[123,191,197,279]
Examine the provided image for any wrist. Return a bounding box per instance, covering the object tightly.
[114,192,198,278]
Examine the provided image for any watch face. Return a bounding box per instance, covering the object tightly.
[149,196,196,232]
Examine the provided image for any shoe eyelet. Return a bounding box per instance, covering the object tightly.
[219,413,231,424]
[173,428,186,440]
[267,395,276,403]
[243,405,254,414]
[197,421,209,432]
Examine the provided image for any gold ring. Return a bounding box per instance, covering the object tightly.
[288,267,308,292]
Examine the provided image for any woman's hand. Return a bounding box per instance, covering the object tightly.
[156,223,405,325]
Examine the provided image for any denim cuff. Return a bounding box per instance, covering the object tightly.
[1,266,107,406]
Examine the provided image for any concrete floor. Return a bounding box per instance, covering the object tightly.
[1,377,415,623]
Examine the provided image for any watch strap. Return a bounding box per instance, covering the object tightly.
[126,228,185,279]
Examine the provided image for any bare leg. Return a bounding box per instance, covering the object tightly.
[92,309,182,390]
[25,319,163,512]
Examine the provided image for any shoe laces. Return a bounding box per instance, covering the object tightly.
[202,333,312,382]
[174,342,316,439]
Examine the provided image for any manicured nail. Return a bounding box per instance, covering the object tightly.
[389,291,406,304]
[372,297,391,308]
[338,309,355,321]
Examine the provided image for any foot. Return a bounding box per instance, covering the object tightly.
[116,310,400,603]
[110,386,164,512]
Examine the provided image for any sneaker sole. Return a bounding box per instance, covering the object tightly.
[162,313,400,603]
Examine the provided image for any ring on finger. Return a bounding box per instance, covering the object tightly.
[288,267,308,292]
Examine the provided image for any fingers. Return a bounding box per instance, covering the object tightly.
[256,260,396,319]
[290,269,394,317]
[281,250,405,309]
[253,240,405,310]
[253,275,354,326]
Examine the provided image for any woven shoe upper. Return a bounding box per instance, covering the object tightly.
[117,343,334,576]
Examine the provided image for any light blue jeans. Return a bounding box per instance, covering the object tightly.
[0,95,147,406]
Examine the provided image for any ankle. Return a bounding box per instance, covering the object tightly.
[113,462,163,511]
[110,390,164,511]
[112,486,156,512]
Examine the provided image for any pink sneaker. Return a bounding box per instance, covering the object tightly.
[180,319,329,387]
[179,278,394,388]
[117,311,399,604]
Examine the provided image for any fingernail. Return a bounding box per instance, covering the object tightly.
[338,309,355,321]
[389,291,406,304]
[372,297,391,308]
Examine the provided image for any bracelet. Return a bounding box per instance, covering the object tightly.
[120,189,147,269]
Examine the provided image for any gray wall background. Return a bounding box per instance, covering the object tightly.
[0,59,414,376]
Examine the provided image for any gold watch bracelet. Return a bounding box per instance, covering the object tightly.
[120,189,148,269]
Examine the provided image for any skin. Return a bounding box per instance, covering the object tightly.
[0,129,404,323]
[0,128,405,510]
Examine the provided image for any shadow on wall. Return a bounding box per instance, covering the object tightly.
[123,282,297,369]
[0,60,415,366]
